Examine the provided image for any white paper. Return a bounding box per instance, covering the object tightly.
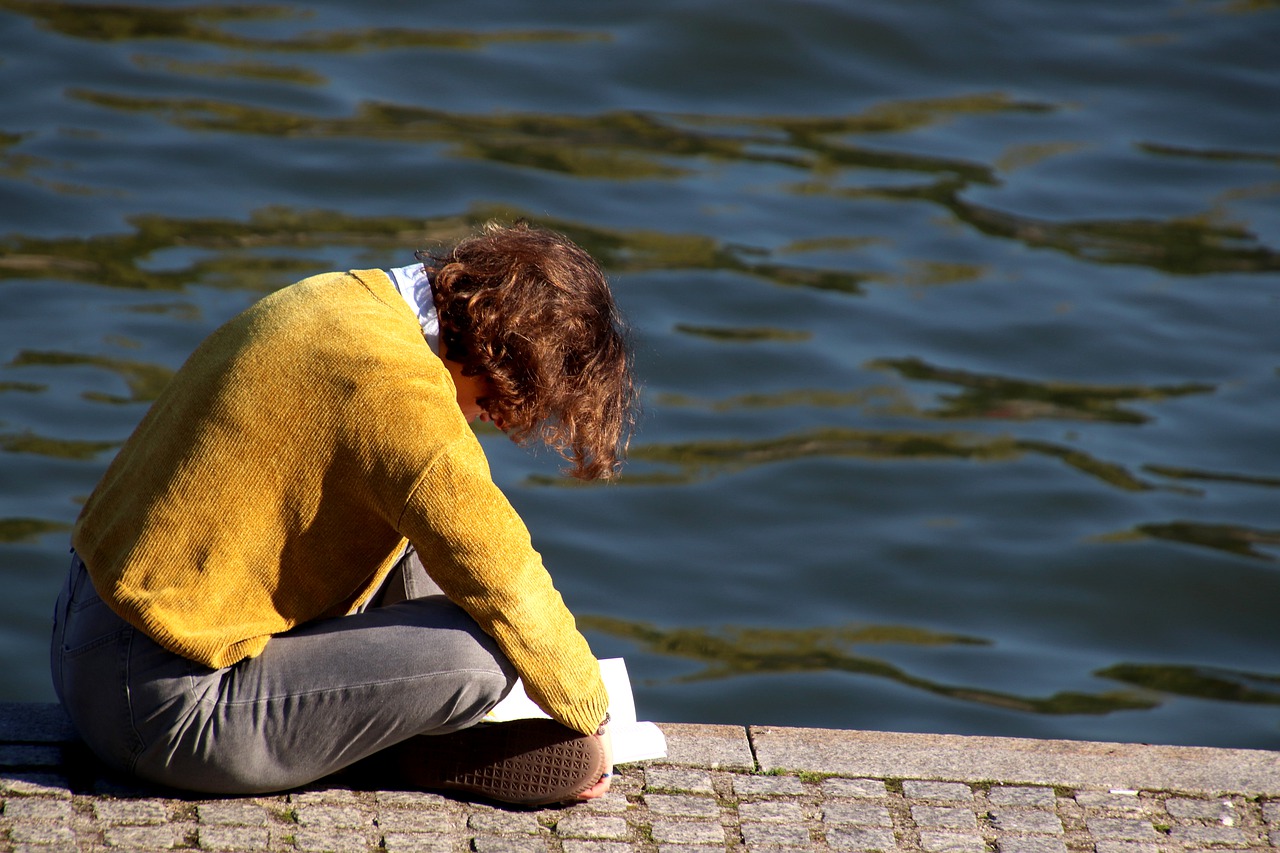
[485,657,667,764]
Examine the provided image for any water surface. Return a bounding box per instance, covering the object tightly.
[1,0,1278,750]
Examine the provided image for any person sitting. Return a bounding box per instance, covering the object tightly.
[51,222,638,805]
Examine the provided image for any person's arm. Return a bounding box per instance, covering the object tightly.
[398,434,610,736]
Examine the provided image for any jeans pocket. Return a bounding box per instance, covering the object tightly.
[53,556,142,772]
[58,618,142,774]
[61,577,129,660]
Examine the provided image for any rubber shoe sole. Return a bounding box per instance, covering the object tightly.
[401,718,607,806]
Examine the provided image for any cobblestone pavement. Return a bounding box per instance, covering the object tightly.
[3,704,1278,852]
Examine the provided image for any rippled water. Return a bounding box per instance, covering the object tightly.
[1,0,1278,750]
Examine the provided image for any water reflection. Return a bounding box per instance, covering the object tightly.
[7,350,173,405]
[675,325,811,344]
[609,428,1159,492]
[0,206,871,297]
[0,431,118,460]
[852,178,1280,275]
[0,0,605,51]
[1098,662,1280,705]
[61,88,1017,184]
[579,615,1155,716]
[1142,464,1280,490]
[0,518,70,544]
[1102,520,1280,561]
[871,357,1215,424]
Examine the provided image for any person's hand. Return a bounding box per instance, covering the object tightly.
[576,722,614,799]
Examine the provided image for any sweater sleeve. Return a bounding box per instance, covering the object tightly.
[396,436,610,736]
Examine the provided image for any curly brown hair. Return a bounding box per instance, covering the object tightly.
[419,222,638,481]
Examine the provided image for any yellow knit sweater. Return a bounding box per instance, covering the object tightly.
[71,269,609,736]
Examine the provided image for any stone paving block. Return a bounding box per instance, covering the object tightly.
[3,795,74,821]
[1074,790,1147,814]
[825,825,898,851]
[823,778,888,799]
[655,846,723,853]
[990,807,1063,835]
[918,831,986,853]
[1164,795,1235,821]
[467,809,543,834]
[739,799,805,823]
[198,824,272,851]
[911,804,978,831]
[822,801,893,827]
[1092,842,1158,853]
[292,827,371,853]
[579,791,630,813]
[382,831,459,853]
[1167,824,1250,846]
[1263,800,1280,824]
[377,805,459,833]
[101,822,189,849]
[643,766,715,794]
[644,792,720,818]
[1085,816,1158,841]
[561,842,632,853]
[9,821,77,846]
[556,812,630,840]
[294,802,370,830]
[291,787,364,804]
[92,798,171,824]
[660,723,754,771]
[0,772,71,796]
[740,819,811,847]
[752,726,1280,794]
[473,835,550,853]
[651,819,724,845]
[996,837,1068,853]
[987,786,1057,808]
[196,800,272,826]
[904,781,972,803]
[732,774,806,797]
[376,789,454,809]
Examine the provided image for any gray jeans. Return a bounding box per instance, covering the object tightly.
[50,549,516,794]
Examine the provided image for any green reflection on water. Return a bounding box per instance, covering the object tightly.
[0,207,483,291]
[62,88,1018,185]
[871,356,1215,424]
[0,517,71,544]
[580,615,1155,716]
[1098,663,1280,705]
[1103,520,1280,561]
[0,205,872,298]
[658,386,915,416]
[0,430,118,459]
[0,0,605,51]
[1139,141,1280,167]
[1142,464,1280,490]
[674,325,811,344]
[612,428,1156,492]
[8,350,174,404]
[130,54,326,87]
[51,84,1277,274]
[855,178,1280,275]
[0,380,46,394]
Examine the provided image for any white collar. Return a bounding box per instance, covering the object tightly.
[387,263,440,355]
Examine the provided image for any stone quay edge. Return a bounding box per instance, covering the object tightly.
[2,702,1278,852]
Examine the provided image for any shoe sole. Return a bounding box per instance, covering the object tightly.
[402,718,606,806]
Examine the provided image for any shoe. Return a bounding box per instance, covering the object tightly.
[400,718,607,806]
